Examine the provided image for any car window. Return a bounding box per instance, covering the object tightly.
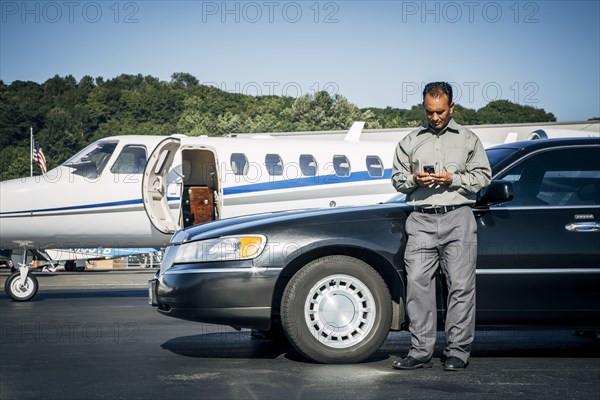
[110,145,147,174]
[496,147,600,207]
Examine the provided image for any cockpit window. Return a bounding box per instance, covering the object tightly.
[63,141,118,179]
[110,146,147,174]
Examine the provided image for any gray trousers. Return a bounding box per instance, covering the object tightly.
[404,206,477,363]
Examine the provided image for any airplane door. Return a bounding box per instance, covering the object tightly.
[142,137,181,234]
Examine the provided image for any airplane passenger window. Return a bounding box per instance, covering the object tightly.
[366,156,384,177]
[110,146,147,174]
[333,155,351,177]
[231,153,248,176]
[300,154,317,176]
[265,154,284,176]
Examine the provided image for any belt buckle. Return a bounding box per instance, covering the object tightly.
[434,206,444,214]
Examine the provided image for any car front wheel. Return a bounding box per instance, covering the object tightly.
[281,255,392,363]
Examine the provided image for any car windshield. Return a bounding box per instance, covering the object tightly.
[485,147,521,168]
[384,193,406,204]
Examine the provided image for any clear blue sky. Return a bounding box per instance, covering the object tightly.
[1,0,599,121]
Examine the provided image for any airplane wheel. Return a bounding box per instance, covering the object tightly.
[64,260,75,271]
[4,272,39,301]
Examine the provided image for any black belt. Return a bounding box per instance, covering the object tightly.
[414,205,465,214]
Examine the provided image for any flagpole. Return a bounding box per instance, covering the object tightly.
[30,126,33,177]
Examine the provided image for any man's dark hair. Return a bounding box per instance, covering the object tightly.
[423,82,453,104]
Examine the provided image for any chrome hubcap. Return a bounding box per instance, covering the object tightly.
[304,274,376,349]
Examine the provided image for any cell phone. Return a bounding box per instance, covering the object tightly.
[423,164,435,174]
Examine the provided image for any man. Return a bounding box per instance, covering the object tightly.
[391,82,491,371]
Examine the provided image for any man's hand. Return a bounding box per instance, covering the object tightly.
[431,171,453,186]
[414,171,452,187]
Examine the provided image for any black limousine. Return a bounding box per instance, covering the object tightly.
[150,137,600,363]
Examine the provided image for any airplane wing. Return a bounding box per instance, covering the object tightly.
[45,248,161,261]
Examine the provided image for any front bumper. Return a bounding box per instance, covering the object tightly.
[149,261,282,330]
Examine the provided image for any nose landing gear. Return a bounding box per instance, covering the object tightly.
[4,266,39,301]
[4,241,40,302]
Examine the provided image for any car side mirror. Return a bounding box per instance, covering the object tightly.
[476,180,513,207]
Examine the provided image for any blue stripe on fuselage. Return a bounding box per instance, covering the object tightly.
[2,169,392,215]
[223,169,392,195]
[0,197,178,216]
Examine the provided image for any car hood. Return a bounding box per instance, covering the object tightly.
[172,203,409,244]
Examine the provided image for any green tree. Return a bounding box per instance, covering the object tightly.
[170,72,199,88]
[0,146,30,181]
[453,104,479,125]
[477,100,555,124]
[0,73,561,181]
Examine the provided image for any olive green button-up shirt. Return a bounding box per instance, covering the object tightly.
[391,118,492,207]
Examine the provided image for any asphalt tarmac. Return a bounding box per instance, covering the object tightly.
[0,269,599,400]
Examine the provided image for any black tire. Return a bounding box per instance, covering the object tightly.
[64,260,75,272]
[281,255,391,364]
[4,272,39,301]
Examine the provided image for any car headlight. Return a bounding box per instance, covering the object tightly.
[173,235,267,263]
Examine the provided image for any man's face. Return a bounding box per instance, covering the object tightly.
[423,93,455,133]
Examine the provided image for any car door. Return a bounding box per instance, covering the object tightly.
[475,144,600,326]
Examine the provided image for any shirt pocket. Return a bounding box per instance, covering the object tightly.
[442,145,469,174]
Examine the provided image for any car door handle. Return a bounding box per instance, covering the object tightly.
[565,222,600,232]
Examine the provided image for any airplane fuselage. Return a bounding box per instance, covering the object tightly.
[0,133,399,250]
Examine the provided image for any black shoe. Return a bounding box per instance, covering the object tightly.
[443,356,468,371]
[392,356,433,370]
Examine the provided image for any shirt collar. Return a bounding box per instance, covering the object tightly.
[418,117,460,136]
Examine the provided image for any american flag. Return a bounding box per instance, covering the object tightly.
[33,137,47,174]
